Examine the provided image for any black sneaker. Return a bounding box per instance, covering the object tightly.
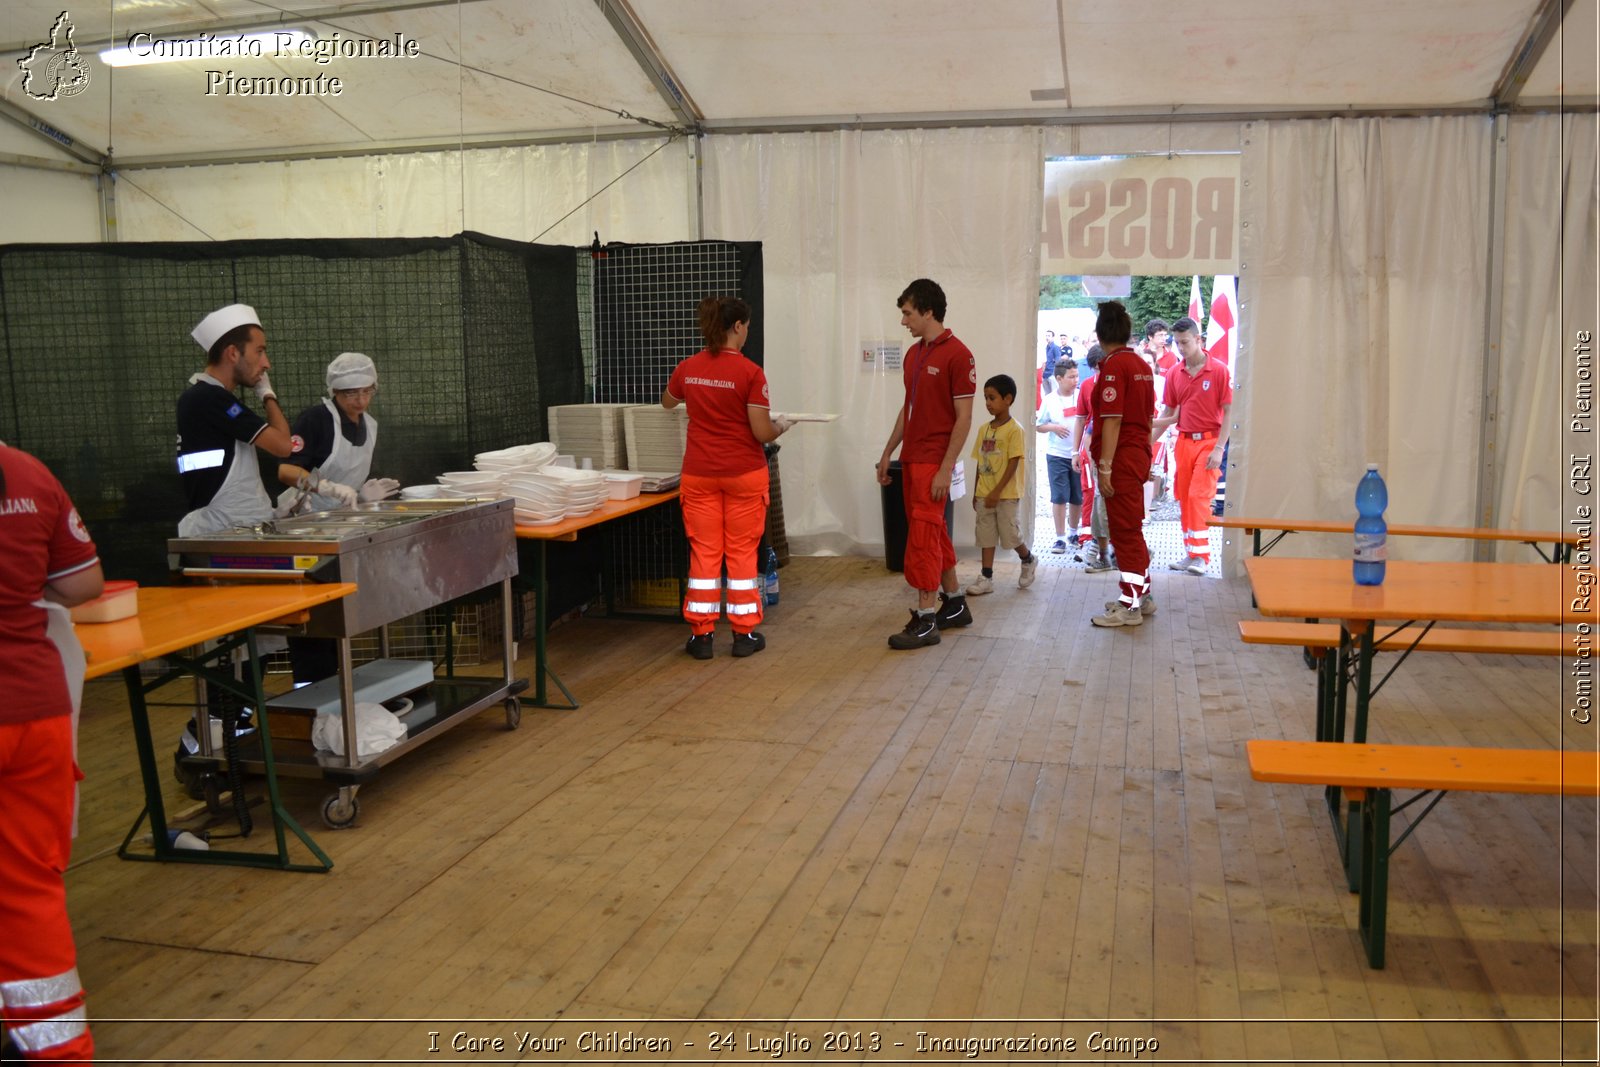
[888,610,941,650]
[686,633,714,660]
[731,631,766,658]
[936,592,973,630]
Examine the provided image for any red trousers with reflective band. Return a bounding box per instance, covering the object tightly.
[680,467,769,635]
[1173,434,1221,563]
[1106,459,1151,606]
[0,716,94,1061]
[1077,445,1096,538]
[901,462,957,593]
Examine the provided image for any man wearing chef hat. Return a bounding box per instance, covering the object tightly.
[280,353,401,683]
[175,303,358,536]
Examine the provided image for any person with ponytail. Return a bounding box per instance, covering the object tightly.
[662,296,793,659]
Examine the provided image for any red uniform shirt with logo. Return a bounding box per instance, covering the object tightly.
[1089,346,1156,466]
[1163,357,1233,435]
[901,330,978,463]
[667,348,770,477]
[0,446,99,723]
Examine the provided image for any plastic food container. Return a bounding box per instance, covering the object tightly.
[604,473,644,500]
[70,580,138,623]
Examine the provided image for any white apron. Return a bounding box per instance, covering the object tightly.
[177,373,273,536]
[39,600,86,836]
[276,399,376,514]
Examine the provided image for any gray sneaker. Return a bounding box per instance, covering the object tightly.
[1019,556,1038,588]
[1105,594,1156,616]
[1084,551,1116,574]
[1091,603,1144,628]
[1184,557,1207,576]
[1168,555,1198,572]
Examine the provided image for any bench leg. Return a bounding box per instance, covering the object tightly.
[1357,786,1390,968]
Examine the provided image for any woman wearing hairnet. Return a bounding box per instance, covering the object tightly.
[281,353,400,684]
[275,352,400,514]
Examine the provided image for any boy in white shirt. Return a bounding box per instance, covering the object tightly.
[1036,359,1081,553]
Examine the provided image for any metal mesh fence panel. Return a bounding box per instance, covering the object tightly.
[0,234,583,586]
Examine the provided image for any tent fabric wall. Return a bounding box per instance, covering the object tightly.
[1496,112,1600,548]
[0,123,100,242]
[112,138,694,245]
[1228,115,1493,571]
[702,127,1044,558]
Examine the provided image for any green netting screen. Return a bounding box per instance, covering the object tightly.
[0,231,584,585]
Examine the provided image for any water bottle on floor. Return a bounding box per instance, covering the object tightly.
[1353,464,1388,586]
[763,546,781,606]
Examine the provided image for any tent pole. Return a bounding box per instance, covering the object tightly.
[1474,111,1509,556]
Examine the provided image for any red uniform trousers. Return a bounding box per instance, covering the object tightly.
[680,467,768,636]
[1105,454,1151,607]
[901,462,957,593]
[1173,433,1222,563]
[0,716,93,1062]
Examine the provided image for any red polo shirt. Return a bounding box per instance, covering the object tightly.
[901,329,977,463]
[666,348,770,477]
[1089,346,1156,465]
[1163,357,1233,435]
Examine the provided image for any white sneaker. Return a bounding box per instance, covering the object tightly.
[1019,556,1038,588]
[1168,555,1198,572]
[1105,594,1156,616]
[1185,557,1208,576]
[965,575,995,595]
[1091,603,1144,628]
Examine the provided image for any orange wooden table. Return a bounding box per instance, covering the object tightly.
[513,489,682,708]
[79,582,356,872]
[1245,556,1587,886]
[1215,515,1578,563]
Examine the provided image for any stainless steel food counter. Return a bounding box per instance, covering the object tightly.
[167,497,526,828]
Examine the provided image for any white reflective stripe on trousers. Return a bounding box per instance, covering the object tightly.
[726,602,761,615]
[685,600,722,614]
[724,578,760,591]
[0,968,82,1009]
[9,1006,87,1052]
[686,578,721,590]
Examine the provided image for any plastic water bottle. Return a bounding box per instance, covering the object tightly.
[1353,464,1388,586]
[763,547,780,606]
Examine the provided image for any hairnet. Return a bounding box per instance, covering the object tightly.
[326,352,377,393]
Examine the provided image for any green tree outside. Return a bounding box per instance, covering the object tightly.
[1042,275,1215,330]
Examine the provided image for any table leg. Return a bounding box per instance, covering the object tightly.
[531,539,578,709]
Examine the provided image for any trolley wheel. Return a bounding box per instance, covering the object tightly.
[505,697,522,730]
[320,792,361,830]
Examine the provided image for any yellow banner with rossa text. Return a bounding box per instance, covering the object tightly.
[1042,155,1240,277]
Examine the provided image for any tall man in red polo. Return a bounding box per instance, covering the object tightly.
[876,278,976,650]
[1088,300,1157,628]
[1153,316,1232,574]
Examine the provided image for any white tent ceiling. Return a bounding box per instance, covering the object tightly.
[0,0,1594,169]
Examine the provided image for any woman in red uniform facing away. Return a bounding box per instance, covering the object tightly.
[662,297,793,659]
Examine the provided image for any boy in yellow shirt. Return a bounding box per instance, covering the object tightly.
[967,373,1039,593]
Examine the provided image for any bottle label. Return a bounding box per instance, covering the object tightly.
[1353,533,1387,562]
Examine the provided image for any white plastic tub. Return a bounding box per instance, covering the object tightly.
[604,473,644,500]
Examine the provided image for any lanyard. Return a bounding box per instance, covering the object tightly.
[907,332,941,418]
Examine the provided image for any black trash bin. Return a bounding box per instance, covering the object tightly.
[881,459,955,572]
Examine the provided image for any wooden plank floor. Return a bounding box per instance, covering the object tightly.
[65,554,1597,1064]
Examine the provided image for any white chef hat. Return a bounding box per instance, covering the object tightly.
[192,304,261,353]
[326,352,378,393]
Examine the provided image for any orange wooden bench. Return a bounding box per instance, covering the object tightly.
[1238,619,1566,746]
[1247,739,1599,968]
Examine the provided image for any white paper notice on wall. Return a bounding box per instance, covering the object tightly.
[862,341,902,373]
